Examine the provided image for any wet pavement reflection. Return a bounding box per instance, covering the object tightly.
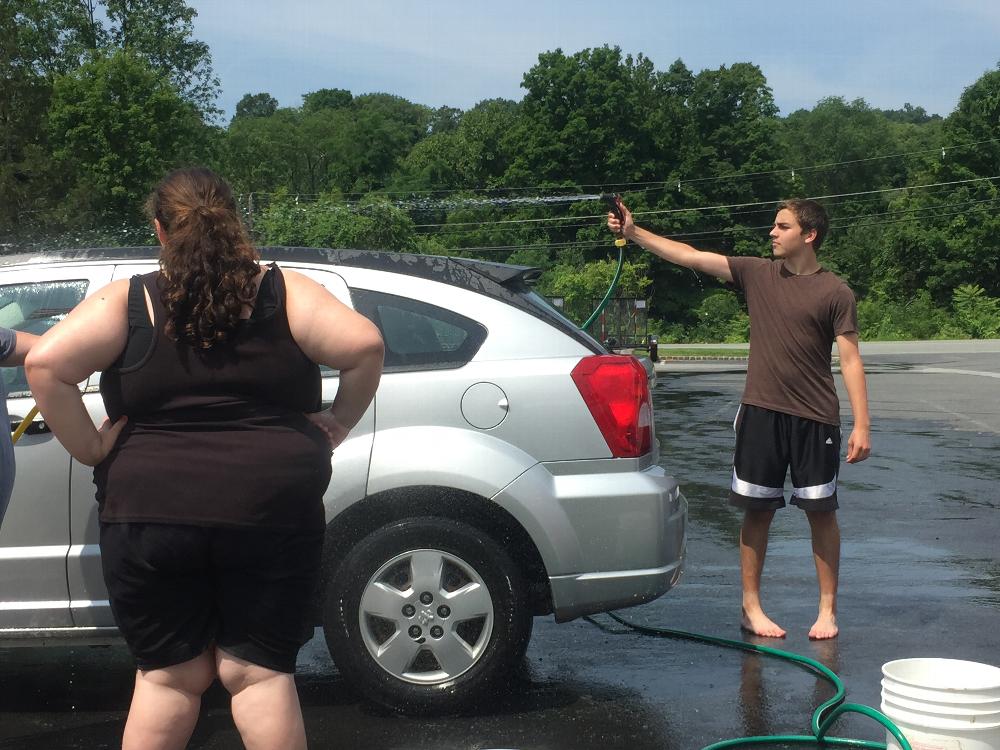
[2,354,998,749]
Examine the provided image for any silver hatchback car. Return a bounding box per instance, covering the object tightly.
[0,247,687,713]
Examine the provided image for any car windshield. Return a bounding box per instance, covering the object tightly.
[1,280,90,397]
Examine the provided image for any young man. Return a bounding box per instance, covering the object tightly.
[608,199,870,640]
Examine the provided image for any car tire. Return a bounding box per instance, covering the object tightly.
[323,516,532,714]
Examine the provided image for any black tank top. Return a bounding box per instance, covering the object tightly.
[96,265,331,530]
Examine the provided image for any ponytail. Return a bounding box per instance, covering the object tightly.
[146,168,260,349]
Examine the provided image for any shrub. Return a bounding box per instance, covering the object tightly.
[952,284,1000,338]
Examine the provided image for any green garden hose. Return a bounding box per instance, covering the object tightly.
[601,612,911,750]
[583,194,629,331]
[583,243,626,331]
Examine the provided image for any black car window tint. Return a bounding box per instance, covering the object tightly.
[350,288,487,372]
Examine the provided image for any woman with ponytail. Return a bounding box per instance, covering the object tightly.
[26,167,384,750]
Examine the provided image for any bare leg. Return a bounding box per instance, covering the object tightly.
[122,650,216,750]
[217,649,307,750]
[805,509,840,639]
[740,508,786,638]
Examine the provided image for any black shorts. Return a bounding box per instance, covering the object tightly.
[728,404,841,512]
[100,522,324,673]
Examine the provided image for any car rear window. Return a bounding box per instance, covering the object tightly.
[520,290,605,353]
[351,288,487,372]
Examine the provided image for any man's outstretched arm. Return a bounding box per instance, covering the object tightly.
[608,200,733,283]
[836,332,871,463]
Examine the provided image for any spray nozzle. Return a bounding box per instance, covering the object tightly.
[600,193,623,220]
[601,193,628,247]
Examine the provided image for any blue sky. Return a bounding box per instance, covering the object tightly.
[189,0,1000,120]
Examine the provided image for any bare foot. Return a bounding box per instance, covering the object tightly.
[741,608,786,638]
[808,612,839,640]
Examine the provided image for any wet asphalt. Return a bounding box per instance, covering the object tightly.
[1,346,998,749]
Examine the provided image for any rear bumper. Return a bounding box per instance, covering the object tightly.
[492,461,687,622]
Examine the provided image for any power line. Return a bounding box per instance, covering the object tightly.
[637,175,1000,218]
[239,137,1000,202]
[415,186,994,237]
[638,139,997,186]
[433,196,1000,253]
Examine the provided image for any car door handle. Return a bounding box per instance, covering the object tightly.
[9,417,50,436]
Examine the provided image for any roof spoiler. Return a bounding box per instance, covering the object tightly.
[448,258,542,287]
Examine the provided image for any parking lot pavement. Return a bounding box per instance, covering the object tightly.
[1,348,998,749]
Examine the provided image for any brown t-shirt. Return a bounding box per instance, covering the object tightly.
[727,257,858,426]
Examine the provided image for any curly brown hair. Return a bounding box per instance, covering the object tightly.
[146,168,260,349]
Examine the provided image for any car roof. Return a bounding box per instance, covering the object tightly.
[0,245,541,292]
[0,245,601,353]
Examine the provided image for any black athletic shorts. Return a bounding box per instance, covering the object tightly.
[728,404,841,512]
[100,522,324,673]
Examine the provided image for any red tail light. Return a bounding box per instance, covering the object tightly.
[571,355,653,458]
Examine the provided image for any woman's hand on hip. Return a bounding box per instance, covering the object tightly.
[82,416,128,467]
[306,409,351,451]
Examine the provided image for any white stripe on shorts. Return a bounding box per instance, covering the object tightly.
[731,468,784,499]
[791,477,838,500]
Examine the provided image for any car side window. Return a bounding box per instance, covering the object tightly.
[351,288,487,372]
[0,280,90,397]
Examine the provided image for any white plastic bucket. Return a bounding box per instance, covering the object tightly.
[882,658,1000,750]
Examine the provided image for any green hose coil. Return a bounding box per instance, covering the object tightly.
[604,613,911,750]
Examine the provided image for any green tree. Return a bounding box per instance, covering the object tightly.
[429,105,462,134]
[347,93,431,192]
[537,258,650,325]
[866,66,1000,305]
[685,291,750,343]
[223,107,304,195]
[391,132,468,193]
[390,98,520,194]
[256,191,418,252]
[952,284,1000,338]
[302,87,351,113]
[686,63,780,187]
[505,46,662,187]
[225,92,433,196]
[102,0,218,113]
[878,103,942,125]
[46,50,210,225]
[945,64,1000,178]
[781,97,900,197]
[460,99,520,186]
[856,291,954,340]
[234,92,278,120]
[0,0,107,233]
[1,0,218,239]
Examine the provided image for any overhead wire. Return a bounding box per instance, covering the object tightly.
[235,149,1000,258]
[405,175,1000,230]
[242,136,1000,202]
[432,196,1000,254]
[415,188,998,237]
